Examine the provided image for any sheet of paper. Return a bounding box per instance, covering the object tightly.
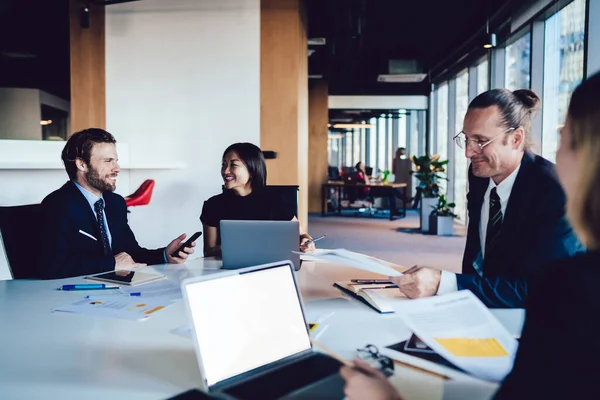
[170,325,193,339]
[119,279,182,302]
[53,296,171,320]
[394,290,518,382]
[298,248,402,277]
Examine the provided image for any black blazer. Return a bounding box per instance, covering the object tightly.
[494,252,600,399]
[457,151,582,308]
[40,181,165,279]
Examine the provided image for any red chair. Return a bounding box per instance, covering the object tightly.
[125,179,155,208]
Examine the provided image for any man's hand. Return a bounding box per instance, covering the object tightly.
[299,235,316,253]
[114,252,146,270]
[340,359,403,400]
[166,233,196,264]
[390,265,441,299]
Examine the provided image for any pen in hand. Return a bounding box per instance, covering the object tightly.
[304,234,326,246]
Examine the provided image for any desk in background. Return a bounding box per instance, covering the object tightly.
[321,181,408,220]
[0,258,524,399]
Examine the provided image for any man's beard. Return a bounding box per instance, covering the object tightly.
[86,166,117,192]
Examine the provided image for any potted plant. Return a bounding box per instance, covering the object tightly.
[412,154,448,233]
[429,194,457,236]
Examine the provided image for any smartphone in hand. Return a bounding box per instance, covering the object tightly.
[171,231,202,258]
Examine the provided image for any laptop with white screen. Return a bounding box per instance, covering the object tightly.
[181,260,344,399]
[220,221,301,271]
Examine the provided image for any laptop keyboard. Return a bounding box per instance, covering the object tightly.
[222,353,342,400]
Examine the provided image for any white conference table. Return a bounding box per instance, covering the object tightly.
[0,258,525,400]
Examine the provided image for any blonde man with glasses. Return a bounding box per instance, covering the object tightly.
[389,88,582,308]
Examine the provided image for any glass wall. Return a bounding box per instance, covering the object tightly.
[505,32,531,90]
[376,116,387,175]
[454,71,469,222]
[436,83,449,159]
[398,114,407,148]
[368,118,377,170]
[477,59,489,94]
[359,126,366,163]
[542,0,586,162]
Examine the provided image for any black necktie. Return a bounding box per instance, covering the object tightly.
[485,187,502,256]
[94,199,111,256]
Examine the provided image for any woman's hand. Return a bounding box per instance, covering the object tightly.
[340,360,403,400]
[299,234,316,253]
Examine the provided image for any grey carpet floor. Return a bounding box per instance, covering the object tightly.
[308,210,467,273]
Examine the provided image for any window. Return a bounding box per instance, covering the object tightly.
[505,32,531,90]
[454,71,469,223]
[377,116,386,175]
[353,128,361,166]
[368,118,377,170]
[360,126,366,163]
[397,113,407,149]
[345,132,353,166]
[542,0,586,162]
[477,59,489,95]
[436,84,448,160]
[436,84,449,195]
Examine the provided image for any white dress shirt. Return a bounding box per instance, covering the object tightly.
[437,164,521,294]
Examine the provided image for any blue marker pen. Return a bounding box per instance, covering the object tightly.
[58,284,120,291]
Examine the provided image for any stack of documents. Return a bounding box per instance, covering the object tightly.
[393,290,519,382]
[52,279,182,320]
[300,248,403,277]
[53,296,171,320]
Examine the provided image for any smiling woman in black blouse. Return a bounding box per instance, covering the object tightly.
[200,142,315,257]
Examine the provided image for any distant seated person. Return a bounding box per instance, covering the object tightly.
[200,142,315,257]
[41,128,195,279]
[354,162,370,184]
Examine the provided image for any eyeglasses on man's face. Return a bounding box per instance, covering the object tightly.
[453,127,517,152]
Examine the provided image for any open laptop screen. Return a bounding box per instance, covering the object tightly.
[185,264,311,387]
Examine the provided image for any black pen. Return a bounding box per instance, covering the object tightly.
[351,279,393,284]
[304,234,326,245]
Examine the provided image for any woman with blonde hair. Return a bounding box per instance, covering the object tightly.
[340,73,600,399]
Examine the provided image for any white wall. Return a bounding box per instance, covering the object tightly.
[0,88,42,140]
[106,0,260,254]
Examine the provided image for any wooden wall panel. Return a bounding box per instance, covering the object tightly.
[308,81,328,213]
[69,0,105,133]
[261,0,309,228]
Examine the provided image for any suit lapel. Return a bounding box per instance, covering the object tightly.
[485,151,535,262]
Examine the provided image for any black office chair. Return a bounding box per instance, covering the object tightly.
[0,204,44,279]
[264,185,299,217]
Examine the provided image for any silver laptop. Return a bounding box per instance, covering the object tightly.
[220,220,301,271]
[180,261,344,399]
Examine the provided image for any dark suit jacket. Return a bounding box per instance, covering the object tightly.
[457,150,582,308]
[40,181,165,279]
[494,252,600,399]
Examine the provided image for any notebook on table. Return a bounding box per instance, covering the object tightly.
[180,260,344,399]
[333,281,408,313]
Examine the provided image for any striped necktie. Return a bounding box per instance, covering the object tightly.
[94,199,111,256]
[485,187,502,257]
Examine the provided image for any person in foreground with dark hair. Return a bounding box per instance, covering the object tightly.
[41,128,195,279]
[390,88,581,308]
[339,72,600,400]
[200,142,315,257]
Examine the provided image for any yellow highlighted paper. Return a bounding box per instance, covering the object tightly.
[434,338,508,357]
